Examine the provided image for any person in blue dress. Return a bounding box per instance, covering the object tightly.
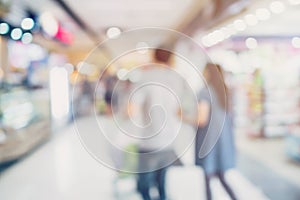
[182,63,237,200]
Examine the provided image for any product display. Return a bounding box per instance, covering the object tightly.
[0,88,50,164]
[263,62,300,137]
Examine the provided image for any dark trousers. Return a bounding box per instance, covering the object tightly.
[137,167,167,200]
[137,149,176,200]
[205,172,237,200]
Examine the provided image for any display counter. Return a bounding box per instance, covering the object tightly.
[0,88,51,163]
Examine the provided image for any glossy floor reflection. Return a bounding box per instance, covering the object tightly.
[0,117,269,200]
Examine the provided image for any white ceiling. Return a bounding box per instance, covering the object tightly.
[8,0,300,49]
[23,0,76,29]
[19,0,196,48]
[221,0,300,37]
[23,0,195,32]
[240,5,300,36]
[63,0,195,30]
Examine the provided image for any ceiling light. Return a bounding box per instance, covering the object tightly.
[39,12,59,37]
[289,0,300,5]
[136,42,149,54]
[0,23,9,34]
[201,35,212,47]
[227,24,238,35]
[106,27,121,39]
[202,33,217,47]
[21,18,35,30]
[256,8,271,21]
[64,63,74,74]
[202,27,232,47]
[244,14,258,26]
[292,37,300,48]
[212,30,225,42]
[21,32,33,44]
[129,70,141,83]
[117,68,129,80]
[220,27,231,39]
[245,37,258,49]
[234,19,247,31]
[270,1,285,14]
[11,28,23,40]
[208,33,218,46]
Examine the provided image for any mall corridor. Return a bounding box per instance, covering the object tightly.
[1,0,300,200]
[0,117,270,200]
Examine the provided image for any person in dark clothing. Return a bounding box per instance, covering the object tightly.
[181,63,237,200]
[134,48,183,200]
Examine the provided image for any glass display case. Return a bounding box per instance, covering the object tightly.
[0,87,51,163]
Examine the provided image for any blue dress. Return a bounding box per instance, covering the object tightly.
[195,87,236,175]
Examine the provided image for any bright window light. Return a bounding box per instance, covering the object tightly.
[50,67,70,119]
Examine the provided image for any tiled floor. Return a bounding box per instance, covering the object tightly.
[237,153,300,200]
[235,130,300,186]
[0,116,290,200]
[235,130,300,200]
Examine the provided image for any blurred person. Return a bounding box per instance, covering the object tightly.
[73,75,94,116]
[104,87,114,116]
[181,63,237,200]
[103,72,118,114]
[94,76,106,114]
[133,48,183,200]
[117,79,134,118]
[82,76,93,98]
